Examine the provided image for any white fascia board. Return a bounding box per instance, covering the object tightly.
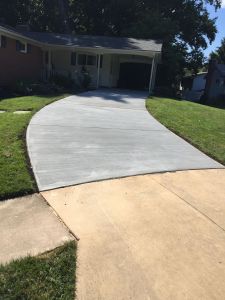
[0,26,44,48]
[43,45,159,57]
[0,26,161,57]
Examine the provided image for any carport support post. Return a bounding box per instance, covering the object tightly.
[149,56,156,95]
[96,54,101,89]
[48,49,52,80]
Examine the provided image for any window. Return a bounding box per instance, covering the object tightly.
[0,35,7,48]
[71,52,77,65]
[78,54,98,66]
[87,55,96,66]
[78,54,86,65]
[16,40,27,53]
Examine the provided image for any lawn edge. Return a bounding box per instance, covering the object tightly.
[145,98,225,166]
[0,94,70,201]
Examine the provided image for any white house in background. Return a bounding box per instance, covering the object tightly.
[192,72,207,91]
[183,61,225,104]
[182,72,207,102]
[0,24,162,92]
[205,61,225,103]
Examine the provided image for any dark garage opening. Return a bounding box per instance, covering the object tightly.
[118,62,151,90]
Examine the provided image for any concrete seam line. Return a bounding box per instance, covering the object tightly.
[151,175,225,234]
[28,124,168,132]
[39,193,80,241]
[38,169,224,193]
[51,103,147,112]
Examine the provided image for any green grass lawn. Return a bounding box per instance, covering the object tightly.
[0,94,66,200]
[146,97,225,165]
[0,241,76,299]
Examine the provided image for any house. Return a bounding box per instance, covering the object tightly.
[0,24,162,92]
[183,60,225,104]
[205,60,225,103]
[192,72,207,92]
[182,72,207,102]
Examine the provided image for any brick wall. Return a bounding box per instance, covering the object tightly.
[0,35,43,86]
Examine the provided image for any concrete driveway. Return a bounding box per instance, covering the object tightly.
[27,89,222,191]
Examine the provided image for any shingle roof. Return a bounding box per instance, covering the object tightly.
[0,24,162,52]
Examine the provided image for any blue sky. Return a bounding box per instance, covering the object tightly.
[204,2,225,57]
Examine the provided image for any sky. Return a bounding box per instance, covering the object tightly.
[204,1,225,57]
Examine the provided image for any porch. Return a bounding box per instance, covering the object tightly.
[44,48,158,92]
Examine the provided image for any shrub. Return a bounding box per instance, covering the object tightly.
[82,72,91,89]
[0,87,15,100]
[154,86,178,98]
[30,83,63,95]
[51,74,74,89]
[212,94,225,108]
[78,68,91,89]
[14,80,33,95]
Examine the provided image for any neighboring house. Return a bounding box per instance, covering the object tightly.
[182,72,207,102]
[183,61,225,104]
[192,72,207,92]
[0,24,162,92]
[205,60,225,103]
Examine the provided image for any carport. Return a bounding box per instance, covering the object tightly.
[93,48,159,92]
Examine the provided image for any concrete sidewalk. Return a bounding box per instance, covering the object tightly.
[0,194,73,264]
[42,169,225,300]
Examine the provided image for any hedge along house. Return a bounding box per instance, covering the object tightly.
[0,24,162,92]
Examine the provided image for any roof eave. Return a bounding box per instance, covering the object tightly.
[42,44,161,56]
[0,25,162,55]
[0,26,44,47]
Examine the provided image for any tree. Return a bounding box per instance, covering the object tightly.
[67,0,219,85]
[210,38,225,63]
[0,0,222,87]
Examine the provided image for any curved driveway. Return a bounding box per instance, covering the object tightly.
[27,89,222,191]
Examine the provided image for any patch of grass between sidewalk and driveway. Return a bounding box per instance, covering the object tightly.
[0,241,76,299]
[146,97,225,165]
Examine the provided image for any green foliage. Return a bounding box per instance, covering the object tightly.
[0,242,76,299]
[14,80,34,95]
[210,38,225,64]
[146,97,225,165]
[51,73,75,89]
[79,69,91,89]
[10,80,64,96]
